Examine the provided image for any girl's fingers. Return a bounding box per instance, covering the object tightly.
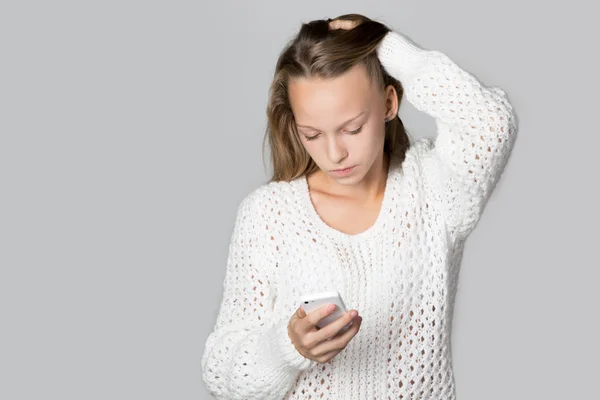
[303,304,338,333]
[314,310,359,344]
[311,316,362,357]
[316,348,341,364]
[328,20,359,31]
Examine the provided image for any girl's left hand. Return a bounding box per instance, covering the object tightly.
[328,19,360,31]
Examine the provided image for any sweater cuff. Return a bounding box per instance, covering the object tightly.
[377,31,429,82]
[268,319,316,371]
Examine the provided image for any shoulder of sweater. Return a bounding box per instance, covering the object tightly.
[398,137,437,175]
[386,137,440,199]
[237,179,297,214]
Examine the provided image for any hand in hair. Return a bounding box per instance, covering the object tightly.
[328,19,360,31]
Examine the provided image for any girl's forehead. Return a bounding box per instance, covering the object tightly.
[288,67,376,126]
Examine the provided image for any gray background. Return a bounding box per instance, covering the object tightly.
[1,0,598,399]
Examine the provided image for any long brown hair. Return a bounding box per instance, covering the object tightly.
[263,14,412,182]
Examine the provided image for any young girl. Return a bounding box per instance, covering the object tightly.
[201,14,517,400]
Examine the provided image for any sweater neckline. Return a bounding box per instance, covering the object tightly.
[297,154,400,242]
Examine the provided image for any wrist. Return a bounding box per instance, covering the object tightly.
[268,319,316,371]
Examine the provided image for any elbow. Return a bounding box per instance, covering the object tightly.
[485,101,517,167]
[494,89,519,144]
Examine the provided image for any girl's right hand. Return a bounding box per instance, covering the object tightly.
[287,304,363,364]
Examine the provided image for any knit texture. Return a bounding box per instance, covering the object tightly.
[201,30,517,400]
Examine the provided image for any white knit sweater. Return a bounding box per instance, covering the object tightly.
[201,30,517,400]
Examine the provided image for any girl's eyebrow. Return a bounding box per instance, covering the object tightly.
[296,111,366,131]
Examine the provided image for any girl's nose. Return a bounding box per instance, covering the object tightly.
[326,134,348,164]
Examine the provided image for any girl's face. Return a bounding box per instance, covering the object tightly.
[288,63,396,186]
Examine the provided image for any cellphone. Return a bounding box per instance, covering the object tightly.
[300,291,354,334]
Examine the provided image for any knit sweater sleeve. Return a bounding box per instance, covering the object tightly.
[377,31,518,241]
[201,191,315,400]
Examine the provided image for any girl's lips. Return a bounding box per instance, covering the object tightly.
[331,165,355,176]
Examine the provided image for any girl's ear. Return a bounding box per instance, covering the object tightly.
[384,84,399,119]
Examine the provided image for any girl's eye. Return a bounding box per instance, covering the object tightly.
[347,126,363,135]
[304,125,362,141]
